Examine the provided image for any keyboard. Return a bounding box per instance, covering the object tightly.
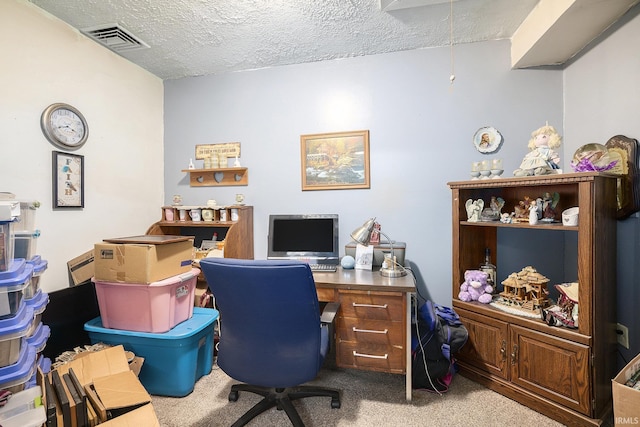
[309,264,338,272]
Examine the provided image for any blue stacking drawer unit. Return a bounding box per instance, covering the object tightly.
[84,307,219,397]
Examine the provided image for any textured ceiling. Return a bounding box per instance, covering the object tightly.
[29,0,543,80]
[28,0,640,81]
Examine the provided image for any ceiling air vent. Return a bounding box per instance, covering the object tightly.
[81,24,149,52]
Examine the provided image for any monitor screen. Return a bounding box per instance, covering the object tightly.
[267,214,339,264]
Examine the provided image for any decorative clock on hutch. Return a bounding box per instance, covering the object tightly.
[40,103,88,150]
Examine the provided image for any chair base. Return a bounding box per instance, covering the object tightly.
[228,383,341,427]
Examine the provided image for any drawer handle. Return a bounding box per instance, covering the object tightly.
[353,351,388,360]
[352,327,388,334]
[352,303,388,309]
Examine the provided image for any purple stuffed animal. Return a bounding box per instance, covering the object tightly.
[459,270,493,304]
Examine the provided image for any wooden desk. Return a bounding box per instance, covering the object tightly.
[313,267,416,401]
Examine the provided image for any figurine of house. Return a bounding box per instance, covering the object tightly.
[499,266,550,313]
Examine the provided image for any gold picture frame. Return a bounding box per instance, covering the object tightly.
[300,130,370,191]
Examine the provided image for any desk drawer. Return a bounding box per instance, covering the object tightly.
[337,341,405,373]
[337,317,404,346]
[338,291,404,320]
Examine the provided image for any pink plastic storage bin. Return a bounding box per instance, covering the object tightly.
[94,268,199,333]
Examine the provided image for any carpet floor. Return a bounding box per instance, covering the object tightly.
[152,361,567,427]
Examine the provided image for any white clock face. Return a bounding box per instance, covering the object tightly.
[41,103,88,150]
[50,109,85,145]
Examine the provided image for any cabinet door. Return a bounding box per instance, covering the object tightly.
[510,325,591,416]
[456,308,509,380]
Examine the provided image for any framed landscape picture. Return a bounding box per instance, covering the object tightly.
[300,130,370,191]
[52,151,84,208]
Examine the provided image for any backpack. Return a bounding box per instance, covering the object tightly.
[411,300,468,393]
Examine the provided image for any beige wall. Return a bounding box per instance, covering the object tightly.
[0,0,164,292]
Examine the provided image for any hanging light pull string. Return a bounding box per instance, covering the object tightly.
[449,0,456,88]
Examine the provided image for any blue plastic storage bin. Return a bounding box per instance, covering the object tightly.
[0,259,32,319]
[24,257,47,300]
[26,322,49,354]
[0,302,33,368]
[24,290,48,337]
[0,343,36,394]
[84,307,219,397]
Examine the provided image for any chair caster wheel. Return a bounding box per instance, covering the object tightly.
[229,390,239,402]
[331,399,341,409]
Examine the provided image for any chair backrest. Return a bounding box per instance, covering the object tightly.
[199,258,323,388]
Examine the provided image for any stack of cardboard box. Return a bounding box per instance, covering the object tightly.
[45,345,159,426]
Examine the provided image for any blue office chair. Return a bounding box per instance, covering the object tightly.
[199,258,341,427]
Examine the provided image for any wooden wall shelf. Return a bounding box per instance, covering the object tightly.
[182,167,248,187]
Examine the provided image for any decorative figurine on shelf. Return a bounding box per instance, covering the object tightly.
[459,270,493,304]
[541,191,560,222]
[529,203,539,225]
[500,212,513,223]
[490,196,505,215]
[513,123,562,177]
[513,197,533,222]
[233,155,241,167]
[480,196,505,221]
[496,266,550,316]
[465,199,484,222]
[542,282,579,328]
[188,159,195,170]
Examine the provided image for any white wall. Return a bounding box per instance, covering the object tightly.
[164,40,563,306]
[564,8,640,362]
[0,0,164,292]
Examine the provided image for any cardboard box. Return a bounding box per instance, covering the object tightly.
[94,236,194,284]
[55,345,154,424]
[100,403,159,426]
[613,352,640,425]
[67,249,95,286]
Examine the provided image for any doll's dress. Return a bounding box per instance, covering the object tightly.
[518,146,559,172]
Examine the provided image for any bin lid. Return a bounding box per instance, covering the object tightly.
[26,323,49,353]
[0,263,32,291]
[93,267,199,287]
[84,307,219,340]
[0,344,36,388]
[0,303,34,340]
[24,290,48,315]
[25,258,47,275]
[0,259,25,282]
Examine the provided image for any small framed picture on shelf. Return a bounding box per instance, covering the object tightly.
[52,151,84,208]
[300,130,370,191]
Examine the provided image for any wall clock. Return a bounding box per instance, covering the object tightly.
[41,103,88,150]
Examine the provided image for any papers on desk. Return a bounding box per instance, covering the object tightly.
[354,244,373,270]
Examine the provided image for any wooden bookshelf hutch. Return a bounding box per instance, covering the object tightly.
[448,173,617,426]
[146,205,254,260]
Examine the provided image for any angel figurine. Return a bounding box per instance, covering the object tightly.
[529,203,539,225]
[541,191,560,222]
[465,199,484,222]
[514,123,562,177]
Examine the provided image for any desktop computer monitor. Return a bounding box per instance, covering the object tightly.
[267,214,339,265]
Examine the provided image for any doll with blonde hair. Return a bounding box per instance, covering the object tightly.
[514,123,562,176]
